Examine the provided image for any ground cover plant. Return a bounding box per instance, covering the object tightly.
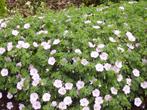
[0,1,147,110]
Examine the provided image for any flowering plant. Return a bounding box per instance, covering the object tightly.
[0,1,147,110]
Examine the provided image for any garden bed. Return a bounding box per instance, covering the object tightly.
[0,1,147,110]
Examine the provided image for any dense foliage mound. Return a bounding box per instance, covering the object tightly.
[0,1,147,110]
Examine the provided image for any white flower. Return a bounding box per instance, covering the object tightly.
[53,39,60,45]
[12,30,19,36]
[7,42,13,51]
[58,102,67,110]
[65,82,73,90]
[140,81,147,89]
[7,92,13,99]
[48,57,56,65]
[134,97,142,107]
[113,30,121,36]
[97,20,104,24]
[112,66,120,73]
[126,78,132,86]
[81,59,89,66]
[1,22,7,28]
[0,92,2,99]
[104,94,112,101]
[82,106,90,110]
[126,32,136,42]
[76,80,85,90]
[122,85,130,94]
[33,42,39,47]
[75,49,82,54]
[100,52,108,60]
[7,102,13,110]
[32,101,41,110]
[95,64,104,72]
[97,44,105,49]
[88,42,95,48]
[91,51,99,58]
[24,23,30,29]
[80,98,89,107]
[41,42,51,50]
[63,96,72,106]
[50,49,57,55]
[23,42,30,49]
[1,68,8,76]
[104,63,112,71]
[30,68,38,76]
[42,93,51,102]
[93,25,100,29]
[115,61,122,68]
[84,20,91,24]
[92,89,100,97]
[132,69,140,77]
[117,46,124,52]
[127,43,134,49]
[51,101,57,107]
[95,96,103,104]
[117,74,123,82]
[53,79,63,88]
[119,6,125,10]
[19,103,25,110]
[94,104,101,110]
[110,87,118,95]
[109,37,116,42]
[30,93,39,103]
[58,87,66,95]
[0,47,6,55]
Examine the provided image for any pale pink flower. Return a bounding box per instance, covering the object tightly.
[132,69,140,77]
[140,81,147,89]
[104,94,112,101]
[65,82,73,90]
[134,97,142,107]
[19,103,25,110]
[91,51,99,58]
[42,93,51,102]
[115,61,122,68]
[7,42,13,51]
[63,96,72,106]
[48,57,56,65]
[12,30,19,36]
[58,102,67,110]
[50,49,57,55]
[30,93,39,103]
[95,96,103,104]
[0,47,6,55]
[41,42,51,50]
[58,87,67,95]
[7,92,13,99]
[117,74,123,82]
[94,104,101,110]
[100,52,108,60]
[126,78,132,86]
[80,98,89,107]
[76,80,85,90]
[51,101,57,107]
[24,23,30,29]
[104,63,112,71]
[82,106,90,110]
[92,89,100,97]
[126,32,136,42]
[95,64,104,72]
[53,79,63,88]
[32,101,41,110]
[122,85,130,94]
[53,39,60,45]
[0,92,2,99]
[110,87,118,95]
[81,59,89,66]
[7,102,13,110]
[1,68,8,76]
[75,49,82,54]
